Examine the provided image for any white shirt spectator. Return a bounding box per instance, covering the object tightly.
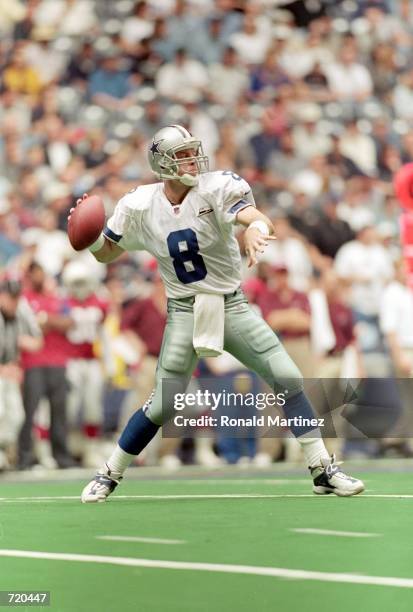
[229,16,271,65]
[339,127,377,176]
[393,77,413,121]
[260,237,313,292]
[22,227,73,277]
[156,56,209,103]
[0,0,25,36]
[336,202,376,233]
[380,281,413,348]
[33,0,97,36]
[121,15,154,45]
[23,42,67,86]
[324,52,373,100]
[208,62,249,106]
[335,239,393,315]
[293,124,332,159]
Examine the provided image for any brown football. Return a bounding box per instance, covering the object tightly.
[67,195,105,251]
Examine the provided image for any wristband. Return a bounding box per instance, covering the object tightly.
[88,233,105,253]
[248,220,269,236]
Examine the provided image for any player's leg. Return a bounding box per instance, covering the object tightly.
[224,294,364,496]
[81,301,198,502]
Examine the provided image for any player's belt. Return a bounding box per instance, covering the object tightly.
[169,287,243,307]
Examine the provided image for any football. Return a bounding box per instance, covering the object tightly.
[67,194,105,251]
[394,163,413,211]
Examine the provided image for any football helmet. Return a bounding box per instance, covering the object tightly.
[62,261,97,301]
[148,124,209,186]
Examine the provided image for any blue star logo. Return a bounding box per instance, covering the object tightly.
[150,140,162,155]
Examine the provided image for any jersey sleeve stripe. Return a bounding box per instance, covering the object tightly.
[229,199,255,215]
[103,227,122,243]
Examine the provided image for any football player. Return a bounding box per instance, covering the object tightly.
[79,125,364,501]
[62,261,108,467]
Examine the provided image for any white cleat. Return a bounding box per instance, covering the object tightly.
[310,455,364,497]
[81,464,122,503]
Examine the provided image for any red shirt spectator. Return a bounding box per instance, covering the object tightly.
[121,297,166,357]
[328,301,355,355]
[255,265,311,339]
[66,294,108,359]
[21,288,71,368]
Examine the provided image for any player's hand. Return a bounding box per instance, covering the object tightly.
[244,227,276,268]
[68,193,89,221]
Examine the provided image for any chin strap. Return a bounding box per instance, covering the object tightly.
[179,173,199,186]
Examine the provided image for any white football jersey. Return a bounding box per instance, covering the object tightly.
[104,171,255,298]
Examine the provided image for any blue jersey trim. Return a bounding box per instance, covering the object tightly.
[103,227,122,243]
[229,199,254,215]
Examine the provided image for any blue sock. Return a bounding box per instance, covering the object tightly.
[118,409,160,455]
[283,391,318,438]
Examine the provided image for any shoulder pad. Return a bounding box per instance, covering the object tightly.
[198,171,250,196]
[118,183,158,212]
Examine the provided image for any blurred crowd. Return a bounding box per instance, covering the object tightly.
[1,0,413,470]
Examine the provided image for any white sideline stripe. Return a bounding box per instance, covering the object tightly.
[0,550,413,589]
[0,493,413,502]
[291,528,379,538]
[96,536,185,545]
[0,494,312,502]
[163,479,310,485]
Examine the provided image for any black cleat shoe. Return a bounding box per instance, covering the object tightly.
[310,455,364,497]
[81,463,122,503]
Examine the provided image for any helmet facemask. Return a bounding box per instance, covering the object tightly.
[149,126,210,186]
[159,142,209,186]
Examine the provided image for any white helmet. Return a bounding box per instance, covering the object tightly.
[62,261,97,301]
[148,124,209,186]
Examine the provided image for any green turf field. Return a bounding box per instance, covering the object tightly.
[1,466,413,612]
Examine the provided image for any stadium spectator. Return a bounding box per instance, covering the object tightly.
[310,269,362,456]
[207,46,249,106]
[260,216,313,291]
[292,103,331,159]
[18,262,76,470]
[88,52,134,110]
[121,1,155,48]
[229,12,271,65]
[0,278,42,470]
[189,15,227,64]
[380,258,413,377]
[379,258,413,454]
[311,194,354,260]
[3,45,42,97]
[326,131,365,181]
[338,119,377,176]
[335,225,394,350]
[21,209,72,277]
[324,43,373,103]
[62,261,108,467]
[254,264,314,377]
[155,47,209,103]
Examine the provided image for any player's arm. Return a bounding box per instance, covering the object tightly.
[236,206,276,268]
[88,237,125,264]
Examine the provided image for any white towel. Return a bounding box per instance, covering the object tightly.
[193,293,225,358]
[309,288,336,356]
